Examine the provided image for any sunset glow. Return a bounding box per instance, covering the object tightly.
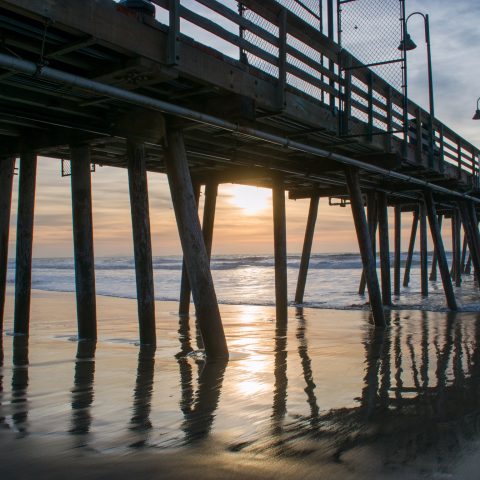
[226,185,272,215]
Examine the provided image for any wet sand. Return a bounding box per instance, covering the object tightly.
[1,288,480,479]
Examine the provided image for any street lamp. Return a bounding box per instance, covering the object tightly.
[399,12,435,165]
[474,97,480,120]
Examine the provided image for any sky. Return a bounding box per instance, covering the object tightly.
[5,0,480,258]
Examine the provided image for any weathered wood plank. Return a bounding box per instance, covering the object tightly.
[0,156,15,330]
[71,144,97,341]
[14,151,36,336]
[127,140,156,346]
[345,168,385,327]
[164,126,228,358]
[295,194,319,304]
[273,175,288,326]
[424,192,457,310]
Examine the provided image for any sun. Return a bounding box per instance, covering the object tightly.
[226,185,272,215]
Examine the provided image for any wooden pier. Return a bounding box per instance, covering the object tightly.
[0,0,479,357]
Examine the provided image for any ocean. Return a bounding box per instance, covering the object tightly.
[6,252,480,312]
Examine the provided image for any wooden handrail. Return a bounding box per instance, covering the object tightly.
[150,0,479,179]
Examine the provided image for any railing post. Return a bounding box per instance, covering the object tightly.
[439,124,445,174]
[277,7,287,111]
[341,52,352,137]
[168,0,180,65]
[367,72,373,142]
[415,107,423,163]
[385,85,393,153]
[457,137,462,179]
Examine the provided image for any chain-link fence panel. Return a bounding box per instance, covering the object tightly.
[338,0,406,132]
[242,1,333,107]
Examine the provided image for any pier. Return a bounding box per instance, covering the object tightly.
[0,0,479,357]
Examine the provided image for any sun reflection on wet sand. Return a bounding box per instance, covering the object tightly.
[1,292,480,478]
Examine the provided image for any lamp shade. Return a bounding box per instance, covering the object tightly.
[473,109,480,120]
[398,33,417,51]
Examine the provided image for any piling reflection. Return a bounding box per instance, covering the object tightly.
[295,308,319,423]
[181,359,227,443]
[129,345,156,447]
[11,336,29,434]
[232,310,480,468]
[69,341,96,437]
[176,315,194,416]
[3,307,480,471]
[177,313,227,443]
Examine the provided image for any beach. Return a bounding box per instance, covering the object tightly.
[1,286,480,479]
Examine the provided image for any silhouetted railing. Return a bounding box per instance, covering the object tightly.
[151,0,479,184]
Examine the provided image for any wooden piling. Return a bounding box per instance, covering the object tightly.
[394,205,401,296]
[127,140,156,346]
[459,201,480,285]
[377,192,391,306]
[345,168,385,327]
[295,194,319,304]
[461,233,468,274]
[202,181,218,260]
[429,215,442,281]
[164,127,228,359]
[0,157,15,330]
[178,182,200,316]
[452,210,461,287]
[403,207,419,287]
[359,191,377,296]
[424,191,457,310]
[420,202,428,297]
[14,152,37,336]
[468,203,480,267]
[70,144,97,341]
[273,175,288,326]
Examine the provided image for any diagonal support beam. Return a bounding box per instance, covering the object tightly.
[403,208,419,288]
[295,194,319,304]
[164,127,228,359]
[424,192,457,310]
[345,168,385,327]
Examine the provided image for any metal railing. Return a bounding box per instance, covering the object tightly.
[150,0,479,185]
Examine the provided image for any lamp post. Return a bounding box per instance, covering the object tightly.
[474,97,480,120]
[399,12,435,166]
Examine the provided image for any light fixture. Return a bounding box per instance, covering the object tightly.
[474,97,480,120]
[398,33,417,51]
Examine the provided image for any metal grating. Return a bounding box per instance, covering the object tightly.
[241,1,331,107]
[338,0,406,131]
[61,159,96,177]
